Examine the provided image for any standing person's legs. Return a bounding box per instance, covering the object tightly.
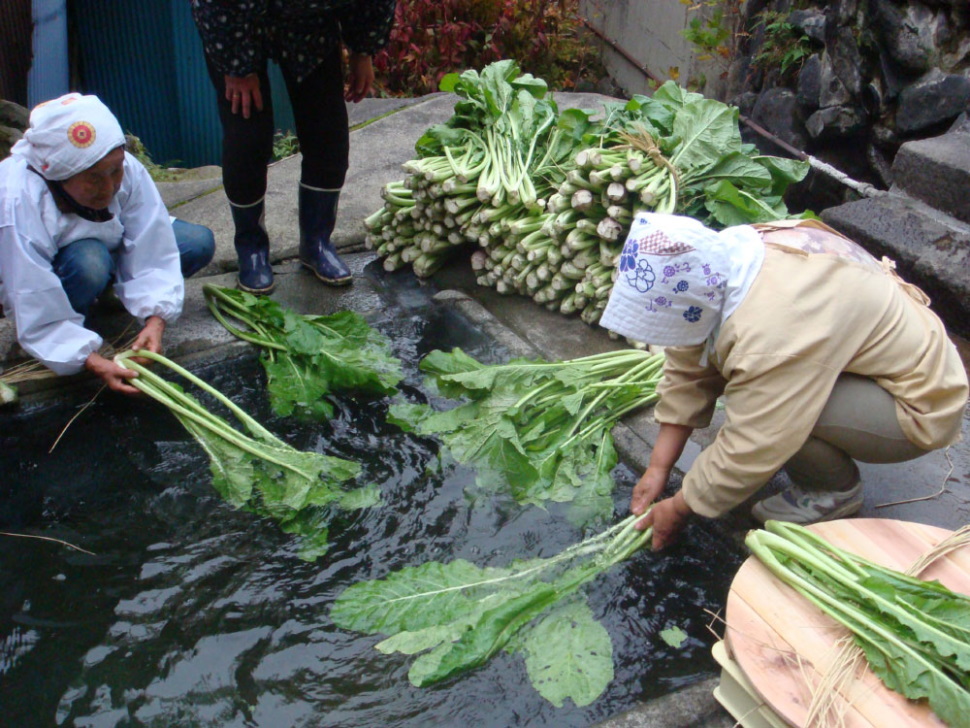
[52,238,115,317]
[204,56,276,293]
[283,51,352,285]
[205,57,276,204]
[283,49,348,191]
[752,373,928,523]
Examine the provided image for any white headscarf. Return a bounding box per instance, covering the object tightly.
[599,213,765,355]
[10,93,126,181]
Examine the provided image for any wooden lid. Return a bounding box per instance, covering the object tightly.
[725,518,970,727]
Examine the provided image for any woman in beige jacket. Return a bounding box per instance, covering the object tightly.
[599,213,968,550]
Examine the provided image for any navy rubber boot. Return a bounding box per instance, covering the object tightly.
[229,199,275,294]
[299,185,351,286]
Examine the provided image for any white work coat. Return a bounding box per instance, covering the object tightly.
[0,152,183,375]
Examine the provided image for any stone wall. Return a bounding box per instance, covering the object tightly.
[0,100,28,161]
[580,1,970,335]
[582,1,969,206]
[726,0,969,203]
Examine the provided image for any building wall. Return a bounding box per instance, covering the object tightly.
[579,0,735,99]
[70,0,295,168]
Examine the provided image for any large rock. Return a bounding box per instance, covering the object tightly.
[795,53,822,112]
[896,70,970,135]
[0,125,23,160]
[818,50,853,108]
[751,87,808,150]
[805,104,867,140]
[0,99,28,160]
[891,127,970,223]
[833,0,864,25]
[0,99,28,131]
[822,194,970,337]
[872,0,943,72]
[828,27,866,98]
[788,8,826,43]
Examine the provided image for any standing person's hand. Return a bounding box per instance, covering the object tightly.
[225,73,264,119]
[345,53,374,102]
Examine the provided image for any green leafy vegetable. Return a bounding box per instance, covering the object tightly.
[367,60,810,333]
[519,599,614,707]
[389,347,664,525]
[746,521,970,727]
[203,284,403,419]
[330,514,652,706]
[427,59,559,210]
[115,349,379,560]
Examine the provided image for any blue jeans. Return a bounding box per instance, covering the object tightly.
[53,219,215,316]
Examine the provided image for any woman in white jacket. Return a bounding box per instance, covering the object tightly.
[0,93,214,393]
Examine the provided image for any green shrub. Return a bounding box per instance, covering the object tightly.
[272,130,299,161]
[751,10,814,82]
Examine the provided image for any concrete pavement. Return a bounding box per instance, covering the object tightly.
[1,92,968,728]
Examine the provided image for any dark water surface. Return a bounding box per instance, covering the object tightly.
[0,268,743,727]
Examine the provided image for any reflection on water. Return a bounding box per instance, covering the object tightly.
[0,266,743,727]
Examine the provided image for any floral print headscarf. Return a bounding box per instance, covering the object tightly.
[599,212,765,350]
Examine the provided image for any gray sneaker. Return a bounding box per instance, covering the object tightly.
[750,481,863,525]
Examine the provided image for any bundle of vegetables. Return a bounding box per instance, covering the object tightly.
[389,347,665,525]
[365,60,578,280]
[747,521,970,727]
[116,350,379,561]
[330,513,652,707]
[203,284,403,420]
[365,61,810,329]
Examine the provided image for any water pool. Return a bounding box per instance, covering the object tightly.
[0,267,743,727]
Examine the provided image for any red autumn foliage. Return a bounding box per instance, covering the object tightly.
[372,0,603,96]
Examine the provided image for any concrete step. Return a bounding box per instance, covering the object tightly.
[890,124,970,225]
[821,192,970,338]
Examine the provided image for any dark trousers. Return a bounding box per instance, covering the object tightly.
[204,50,349,205]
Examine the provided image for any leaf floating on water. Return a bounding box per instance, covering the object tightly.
[519,600,613,707]
[659,625,688,649]
[331,514,653,706]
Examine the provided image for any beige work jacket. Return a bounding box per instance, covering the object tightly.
[656,242,968,518]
